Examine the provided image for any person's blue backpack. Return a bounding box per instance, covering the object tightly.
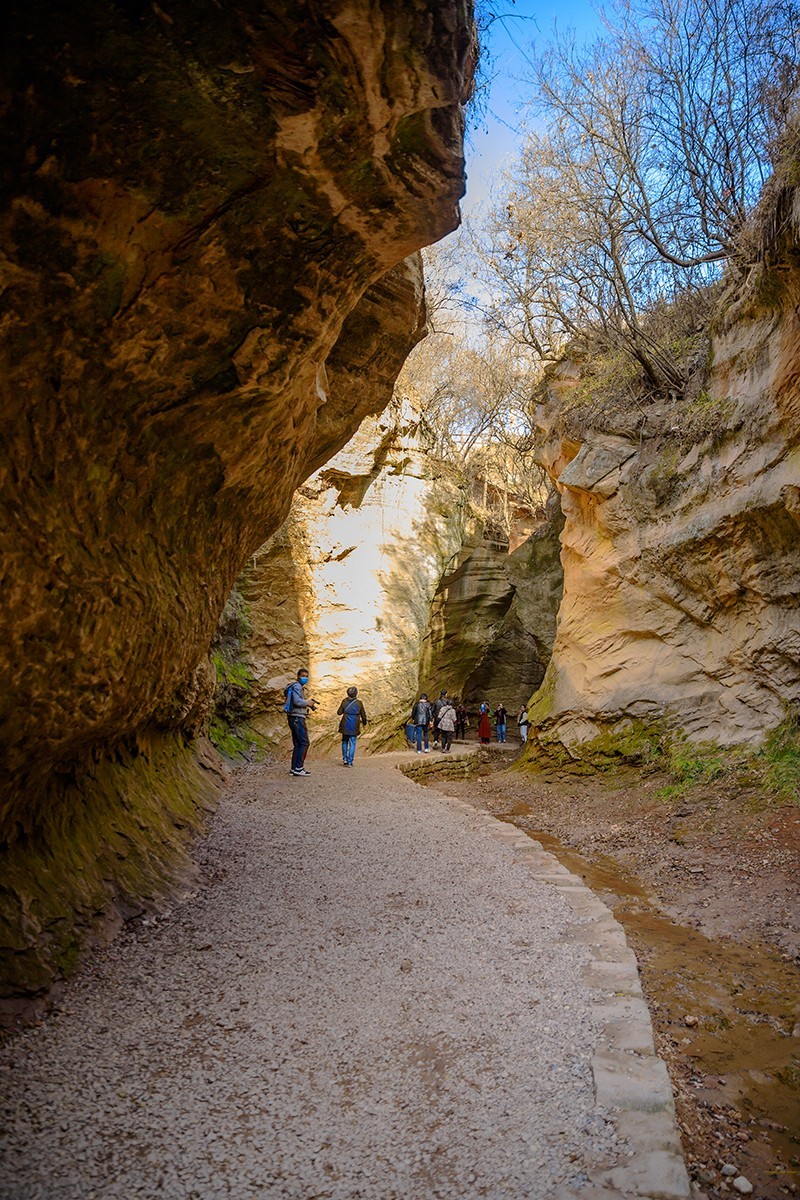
[282,682,298,713]
[343,699,360,735]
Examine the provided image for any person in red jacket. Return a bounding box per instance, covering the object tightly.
[478,703,491,745]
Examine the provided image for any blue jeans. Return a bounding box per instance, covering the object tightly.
[288,715,309,771]
[497,723,507,743]
[341,734,357,765]
[413,724,429,751]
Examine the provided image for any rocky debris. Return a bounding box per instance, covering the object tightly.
[0,0,475,1003]
[0,757,629,1199]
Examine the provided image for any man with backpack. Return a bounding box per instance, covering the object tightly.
[283,668,317,776]
[337,686,368,766]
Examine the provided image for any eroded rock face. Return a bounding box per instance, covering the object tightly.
[419,499,564,713]
[236,423,565,749]
[236,395,478,749]
[0,0,474,1007]
[527,261,800,758]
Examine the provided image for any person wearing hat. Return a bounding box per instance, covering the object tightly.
[337,686,368,767]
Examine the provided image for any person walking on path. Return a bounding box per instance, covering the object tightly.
[411,692,432,753]
[495,703,508,743]
[437,697,456,753]
[455,702,468,741]
[478,702,491,745]
[337,687,368,767]
[432,689,448,748]
[517,706,530,743]
[285,669,317,776]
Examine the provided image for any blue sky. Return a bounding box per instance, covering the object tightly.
[462,0,603,217]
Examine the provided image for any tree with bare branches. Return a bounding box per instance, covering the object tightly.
[473,0,800,394]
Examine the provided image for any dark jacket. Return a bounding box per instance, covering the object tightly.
[411,699,432,726]
[337,697,368,736]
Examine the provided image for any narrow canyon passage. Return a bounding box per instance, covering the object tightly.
[0,755,666,1200]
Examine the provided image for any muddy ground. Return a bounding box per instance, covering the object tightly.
[430,757,800,1200]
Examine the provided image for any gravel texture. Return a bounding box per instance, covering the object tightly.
[0,755,625,1199]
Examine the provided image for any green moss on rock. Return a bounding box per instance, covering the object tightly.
[0,731,223,1026]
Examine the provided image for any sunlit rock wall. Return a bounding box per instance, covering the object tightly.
[237,396,479,750]
[0,0,474,1012]
[526,250,800,758]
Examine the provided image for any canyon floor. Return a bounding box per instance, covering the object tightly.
[430,747,800,1200]
[0,752,689,1200]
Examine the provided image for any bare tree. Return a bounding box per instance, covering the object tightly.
[395,314,550,518]
[472,0,800,393]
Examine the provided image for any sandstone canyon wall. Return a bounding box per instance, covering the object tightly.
[525,231,800,761]
[223,407,565,753]
[232,396,481,752]
[0,0,475,1013]
[419,495,564,715]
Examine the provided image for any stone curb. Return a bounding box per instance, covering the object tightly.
[401,762,691,1200]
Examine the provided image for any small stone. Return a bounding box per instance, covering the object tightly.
[732,1177,753,1195]
[399,960,413,973]
[684,1014,699,1027]
[721,1164,737,1176]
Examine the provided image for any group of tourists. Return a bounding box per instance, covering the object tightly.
[409,691,530,753]
[283,668,531,776]
[408,691,463,754]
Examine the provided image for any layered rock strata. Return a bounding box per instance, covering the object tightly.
[235,396,480,751]
[0,0,474,1009]
[527,251,800,758]
[229,407,565,753]
[420,496,564,714]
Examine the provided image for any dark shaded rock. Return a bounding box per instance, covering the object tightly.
[420,501,565,713]
[0,0,475,1008]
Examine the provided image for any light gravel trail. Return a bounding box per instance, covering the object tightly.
[0,754,626,1200]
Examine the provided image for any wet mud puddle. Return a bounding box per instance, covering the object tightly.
[499,802,800,1194]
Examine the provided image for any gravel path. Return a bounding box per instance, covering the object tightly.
[0,754,626,1200]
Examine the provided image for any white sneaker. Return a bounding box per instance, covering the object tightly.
[423,748,430,753]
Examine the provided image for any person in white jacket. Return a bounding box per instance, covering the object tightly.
[437,698,457,753]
